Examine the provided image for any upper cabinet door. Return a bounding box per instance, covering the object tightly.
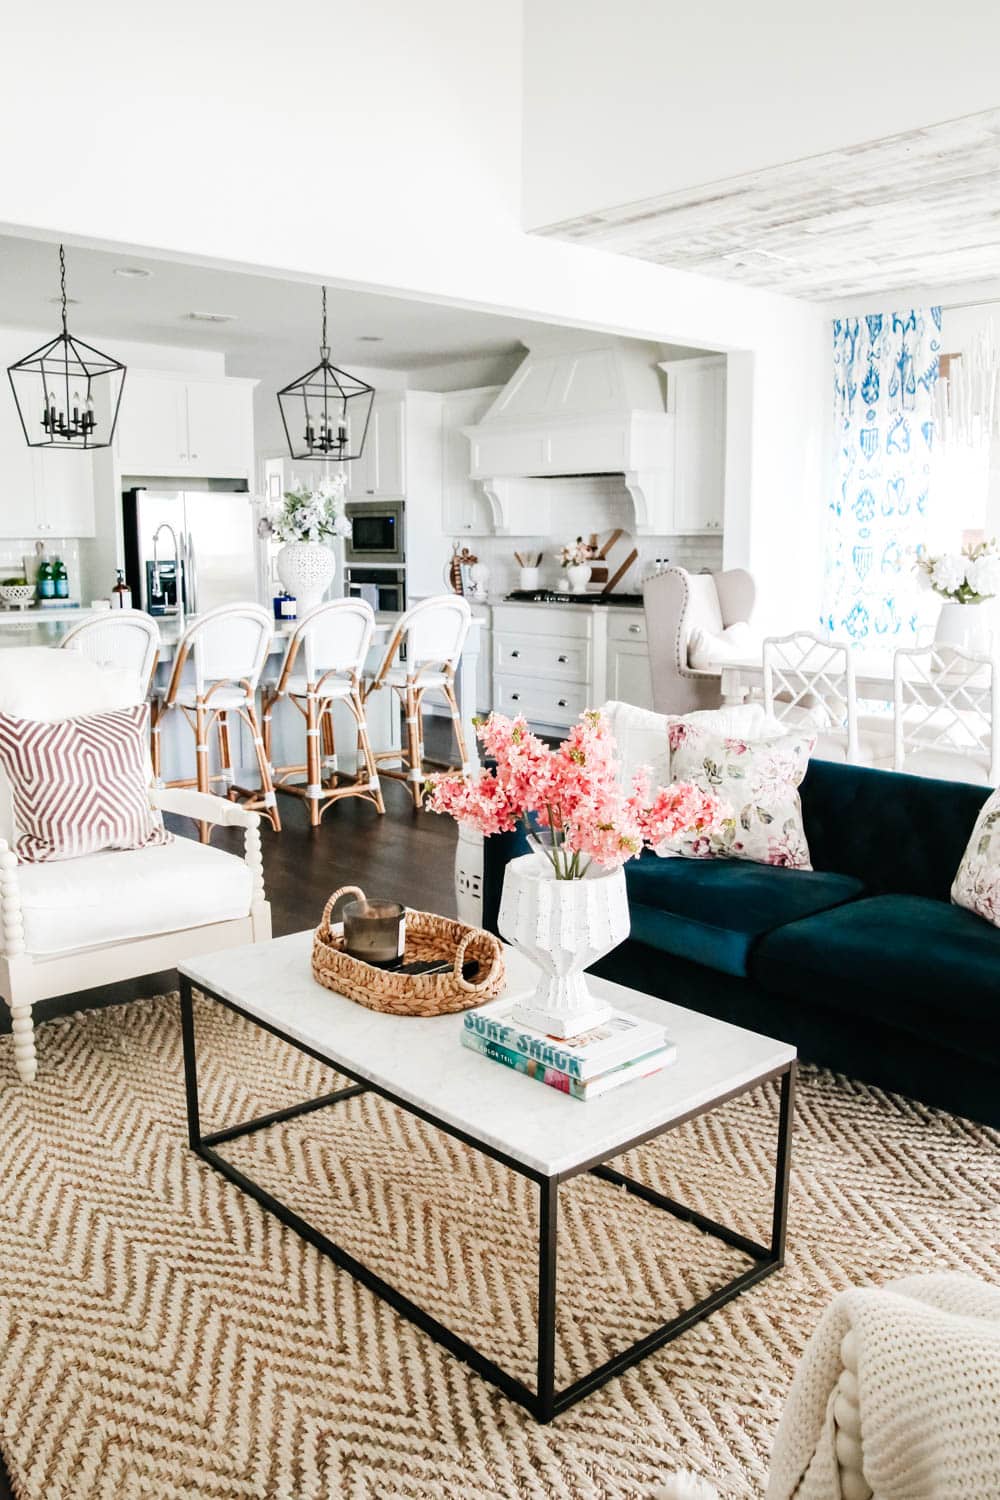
[116,373,188,475]
[663,356,726,534]
[442,388,497,534]
[348,395,405,499]
[184,380,254,479]
[31,448,96,537]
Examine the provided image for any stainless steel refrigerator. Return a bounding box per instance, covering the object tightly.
[122,485,259,616]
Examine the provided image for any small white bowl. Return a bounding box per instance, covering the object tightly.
[0,584,36,610]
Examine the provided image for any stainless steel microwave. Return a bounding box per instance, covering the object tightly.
[344,501,405,565]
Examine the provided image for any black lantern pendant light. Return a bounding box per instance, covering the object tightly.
[7,244,126,450]
[277,285,374,461]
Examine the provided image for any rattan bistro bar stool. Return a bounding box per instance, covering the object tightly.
[261,599,385,824]
[60,609,160,702]
[154,603,280,839]
[363,594,473,810]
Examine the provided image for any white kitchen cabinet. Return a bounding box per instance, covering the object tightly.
[606,611,653,710]
[660,355,726,534]
[0,417,95,541]
[347,394,406,499]
[442,387,497,535]
[116,371,255,479]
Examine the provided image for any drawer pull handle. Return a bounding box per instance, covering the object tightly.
[511,650,520,658]
[629,624,641,635]
[557,654,568,663]
[557,698,568,708]
[511,693,520,701]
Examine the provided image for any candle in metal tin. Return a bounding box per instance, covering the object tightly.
[342,898,406,968]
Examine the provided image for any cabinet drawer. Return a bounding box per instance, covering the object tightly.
[494,674,590,729]
[494,632,590,682]
[490,605,592,639]
[608,612,647,644]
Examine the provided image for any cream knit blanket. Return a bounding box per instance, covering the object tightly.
[766,1273,1000,1500]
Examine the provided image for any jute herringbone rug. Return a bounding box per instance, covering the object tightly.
[0,995,997,1500]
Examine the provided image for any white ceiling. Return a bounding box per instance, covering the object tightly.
[539,109,1000,303]
[0,233,545,386]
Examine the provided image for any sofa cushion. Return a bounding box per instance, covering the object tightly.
[623,854,864,978]
[752,895,1000,1061]
[800,761,990,899]
[17,837,253,956]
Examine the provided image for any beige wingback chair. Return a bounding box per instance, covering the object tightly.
[643,565,756,714]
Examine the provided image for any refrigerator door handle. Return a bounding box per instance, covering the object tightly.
[184,532,198,616]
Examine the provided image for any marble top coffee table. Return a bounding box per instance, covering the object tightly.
[179,931,796,1422]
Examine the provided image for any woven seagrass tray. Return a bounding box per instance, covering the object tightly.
[312,885,506,1017]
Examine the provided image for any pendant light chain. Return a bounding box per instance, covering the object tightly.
[59,244,69,336]
[321,285,328,358]
[275,281,374,461]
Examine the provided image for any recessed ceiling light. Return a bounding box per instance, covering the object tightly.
[185,310,238,323]
[357,334,383,343]
[113,266,153,279]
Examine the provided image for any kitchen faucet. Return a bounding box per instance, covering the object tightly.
[151,523,183,619]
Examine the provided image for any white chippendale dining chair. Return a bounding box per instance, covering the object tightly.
[60,610,161,702]
[262,598,385,823]
[154,603,280,838]
[893,644,999,785]
[0,647,271,1084]
[363,594,473,809]
[763,631,892,766]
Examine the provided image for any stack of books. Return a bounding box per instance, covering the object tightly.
[462,999,675,1101]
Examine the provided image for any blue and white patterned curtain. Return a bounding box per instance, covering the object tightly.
[822,308,941,643]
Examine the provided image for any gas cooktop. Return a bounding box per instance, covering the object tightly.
[503,590,644,607]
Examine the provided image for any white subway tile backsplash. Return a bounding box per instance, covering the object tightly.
[0,539,83,599]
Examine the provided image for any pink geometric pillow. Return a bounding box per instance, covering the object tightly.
[0,704,171,863]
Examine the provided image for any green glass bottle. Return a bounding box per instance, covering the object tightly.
[52,557,69,600]
[36,557,54,601]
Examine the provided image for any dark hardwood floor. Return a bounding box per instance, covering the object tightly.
[0,737,460,1500]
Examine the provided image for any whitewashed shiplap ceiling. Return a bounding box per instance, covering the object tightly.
[538,109,1000,302]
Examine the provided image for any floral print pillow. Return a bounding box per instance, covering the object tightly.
[951,787,1000,927]
[663,722,815,869]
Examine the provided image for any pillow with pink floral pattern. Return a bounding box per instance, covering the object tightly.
[951,786,1000,927]
[661,722,815,869]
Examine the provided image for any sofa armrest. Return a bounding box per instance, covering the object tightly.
[482,825,533,936]
[0,839,25,962]
[150,787,258,829]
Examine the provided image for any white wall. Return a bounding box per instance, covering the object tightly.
[523,0,1000,228]
[0,0,828,632]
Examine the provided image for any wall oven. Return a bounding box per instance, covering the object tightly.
[345,566,406,615]
[344,501,405,565]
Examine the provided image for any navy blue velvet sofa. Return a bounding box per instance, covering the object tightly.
[482,761,1000,1127]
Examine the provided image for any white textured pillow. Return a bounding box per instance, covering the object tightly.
[951,788,1000,926]
[0,648,140,719]
[602,700,671,788]
[665,722,815,868]
[670,703,786,744]
[688,621,759,670]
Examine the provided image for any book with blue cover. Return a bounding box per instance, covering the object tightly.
[463,998,667,1082]
[461,1028,675,1100]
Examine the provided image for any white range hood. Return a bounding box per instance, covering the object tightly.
[463,337,674,534]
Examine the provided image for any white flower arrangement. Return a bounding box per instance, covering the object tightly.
[915,538,1000,604]
[558,536,598,569]
[266,474,351,545]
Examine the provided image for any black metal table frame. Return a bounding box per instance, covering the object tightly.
[180,975,796,1423]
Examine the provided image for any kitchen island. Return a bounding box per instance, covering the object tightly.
[0,607,481,788]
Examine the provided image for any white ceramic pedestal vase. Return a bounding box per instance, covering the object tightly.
[497,852,630,1038]
[276,541,336,613]
[565,563,591,594]
[935,599,993,654]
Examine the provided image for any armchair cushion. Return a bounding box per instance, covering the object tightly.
[16,837,253,956]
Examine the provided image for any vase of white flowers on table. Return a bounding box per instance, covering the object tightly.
[915,539,1000,652]
[559,536,597,594]
[266,474,351,612]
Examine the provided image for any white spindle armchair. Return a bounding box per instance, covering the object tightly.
[0,649,271,1084]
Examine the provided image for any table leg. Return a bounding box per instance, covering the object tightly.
[179,974,202,1150]
[771,1063,796,1262]
[536,1176,559,1422]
